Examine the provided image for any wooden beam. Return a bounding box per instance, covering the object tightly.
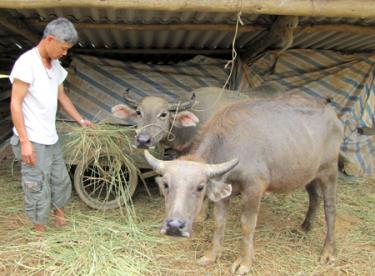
[300,24,375,35]
[358,127,375,136]
[30,20,375,35]
[73,48,231,55]
[0,0,374,18]
[0,12,39,45]
[30,21,266,32]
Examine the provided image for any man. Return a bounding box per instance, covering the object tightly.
[9,17,92,232]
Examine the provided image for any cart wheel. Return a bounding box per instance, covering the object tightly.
[74,153,138,209]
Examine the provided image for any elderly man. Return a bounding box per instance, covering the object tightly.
[9,17,91,232]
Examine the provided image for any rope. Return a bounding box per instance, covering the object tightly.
[192,5,243,112]
[167,102,180,142]
[137,1,244,143]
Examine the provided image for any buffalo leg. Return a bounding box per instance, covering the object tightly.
[318,169,337,264]
[301,181,321,232]
[231,191,262,275]
[197,198,229,265]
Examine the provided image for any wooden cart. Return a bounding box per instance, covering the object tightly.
[57,120,163,210]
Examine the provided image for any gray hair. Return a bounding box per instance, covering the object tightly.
[43,17,78,45]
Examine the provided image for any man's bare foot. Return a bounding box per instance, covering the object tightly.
[53,208,67,227]
[34,224,46,232]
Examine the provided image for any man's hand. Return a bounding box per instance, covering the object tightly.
[79,119,93,128]
[21,140,36,166]
[58,85,94,128]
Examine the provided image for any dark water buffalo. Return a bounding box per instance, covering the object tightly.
[111,87,249,152]
[144,94,343,274]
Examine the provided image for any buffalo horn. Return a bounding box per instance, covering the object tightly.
[168,92,196,111]
[205,158,239,178]
[122,88,139,108]
[144,150,165,173]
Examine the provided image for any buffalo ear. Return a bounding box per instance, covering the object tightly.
[207,179,232,202]
[172,111,199,128]
[111,104,137,120]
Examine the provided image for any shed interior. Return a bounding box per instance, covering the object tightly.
[0,2,374,172]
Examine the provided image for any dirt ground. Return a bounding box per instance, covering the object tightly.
[0,158,374,275]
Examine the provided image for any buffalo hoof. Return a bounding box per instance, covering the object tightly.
[231,257,253,275]
[301,220,312,232]
[319,250,336,264]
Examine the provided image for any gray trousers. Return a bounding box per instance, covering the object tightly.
[10,135,71,225]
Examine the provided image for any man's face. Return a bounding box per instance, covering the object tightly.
[45,35,73,60]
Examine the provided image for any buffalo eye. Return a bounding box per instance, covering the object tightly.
[197,185,204,192]
[163,182,169,189]
[159,112,168,119]
[136,109,142,116]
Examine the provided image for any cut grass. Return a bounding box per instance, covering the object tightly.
[59,121,141,213]
[0,160,374,275]
[0,161,166,275]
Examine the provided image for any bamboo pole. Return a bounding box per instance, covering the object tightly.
[73,48,231,55]
[76,24,375,35]
[0,0,374,18]
[30,20,375,35]
[30,21,267,32]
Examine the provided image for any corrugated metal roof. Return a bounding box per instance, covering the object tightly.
[0,8,374,69]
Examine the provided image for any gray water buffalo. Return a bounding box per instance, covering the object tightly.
[111,87,249,152]
[144,94,343,274]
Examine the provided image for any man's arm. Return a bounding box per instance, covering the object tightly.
[58,84,92,127]
[10,79,36,166]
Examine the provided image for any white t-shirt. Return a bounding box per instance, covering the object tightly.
[9,47,67,145]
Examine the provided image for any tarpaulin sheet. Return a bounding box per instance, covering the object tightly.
[59,50,375,176]
[230,49,375,176]
[60,55,228,123]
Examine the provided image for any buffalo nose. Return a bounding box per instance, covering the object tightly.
[166,218,186,236]
[136,133,151,147]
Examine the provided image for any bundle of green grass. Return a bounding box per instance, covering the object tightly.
[58,121,141,214]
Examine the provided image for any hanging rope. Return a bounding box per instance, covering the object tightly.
[192,2,243,112]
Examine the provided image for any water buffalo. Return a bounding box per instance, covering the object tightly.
[111,87,249,152]
[144,93,343,274]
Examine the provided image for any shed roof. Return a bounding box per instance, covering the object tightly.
[0,1,374,73]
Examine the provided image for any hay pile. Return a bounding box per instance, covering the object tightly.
[0,161,166,275]
[59,121,139,212]
[0,157,374,275]
[0,123,167,275]
[59,121,136,166]
[0,212,164,275]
